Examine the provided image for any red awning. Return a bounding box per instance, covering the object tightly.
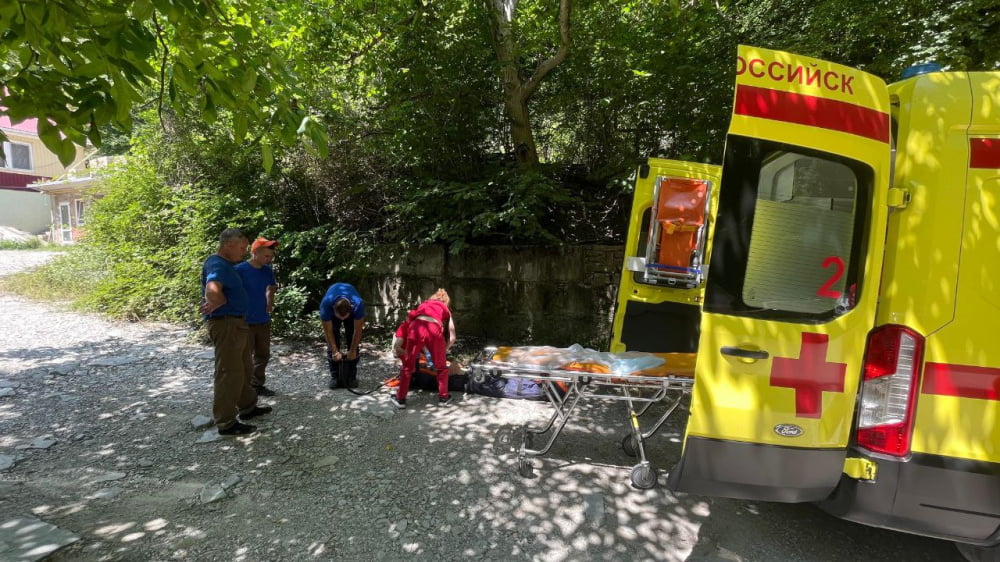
[0,171,48,191]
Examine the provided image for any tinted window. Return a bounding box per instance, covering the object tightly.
[705,136,872,323]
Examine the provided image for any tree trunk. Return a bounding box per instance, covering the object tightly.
[506,89,538,165]
[484,0,571,168]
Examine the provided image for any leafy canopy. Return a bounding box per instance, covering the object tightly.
[0,0,327,167]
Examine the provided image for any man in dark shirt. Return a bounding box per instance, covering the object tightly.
[201,228,272,435]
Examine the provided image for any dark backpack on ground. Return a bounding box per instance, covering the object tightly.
[467,372,549,400]
[411,359,468,392]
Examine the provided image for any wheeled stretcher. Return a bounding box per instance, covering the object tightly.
[470,346,695,489]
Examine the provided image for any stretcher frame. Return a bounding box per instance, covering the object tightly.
[470,346,694,489]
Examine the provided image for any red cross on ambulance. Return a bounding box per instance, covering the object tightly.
[769,332,847,418]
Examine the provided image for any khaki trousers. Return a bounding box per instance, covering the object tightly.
[247,322,272,388]
[207,317,258,430]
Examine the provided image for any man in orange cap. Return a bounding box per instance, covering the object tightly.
[236,237,280,396]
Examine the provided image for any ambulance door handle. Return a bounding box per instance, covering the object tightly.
[720,346,769,360]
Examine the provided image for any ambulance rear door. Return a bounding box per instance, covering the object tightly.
[668,46,893,502]
[610,158,720,356]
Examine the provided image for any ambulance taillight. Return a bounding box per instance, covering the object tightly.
[856,325,925,457]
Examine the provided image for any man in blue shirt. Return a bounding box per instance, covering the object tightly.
[318,282,365,389]
[201,228,272,435]
[236,237,280,397]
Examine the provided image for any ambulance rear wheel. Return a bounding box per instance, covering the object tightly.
[621,434,639,457]
[630,464,657,489]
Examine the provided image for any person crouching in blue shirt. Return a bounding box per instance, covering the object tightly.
[318,282,365,389]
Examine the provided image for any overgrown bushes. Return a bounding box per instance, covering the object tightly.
[0,238,44,250]
[0,248,105,303]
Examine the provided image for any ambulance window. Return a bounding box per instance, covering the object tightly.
[743,153,856,314]
[705,136,872,322]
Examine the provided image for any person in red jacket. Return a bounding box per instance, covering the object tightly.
[390,288,457,408]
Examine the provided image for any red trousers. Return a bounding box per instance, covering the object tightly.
[397,319,448,400]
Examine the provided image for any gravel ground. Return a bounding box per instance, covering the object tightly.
[0,250,963,561]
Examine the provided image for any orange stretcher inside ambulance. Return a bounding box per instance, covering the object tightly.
[656,46,999,556]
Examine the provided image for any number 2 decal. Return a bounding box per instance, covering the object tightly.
[817,256,844,299]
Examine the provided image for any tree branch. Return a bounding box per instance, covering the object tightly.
[152,11,169,132]
[521,0,571,99]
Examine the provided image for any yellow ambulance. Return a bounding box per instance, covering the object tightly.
[659,46,1000,557]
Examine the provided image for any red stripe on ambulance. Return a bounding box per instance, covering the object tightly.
[922,362,1000,401]
[970,138,1000,169]
[734,85,890,143]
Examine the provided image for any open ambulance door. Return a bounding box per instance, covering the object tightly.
[610,158,720,357]
[667,46,893,502]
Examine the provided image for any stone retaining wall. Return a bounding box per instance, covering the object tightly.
[356,245,624,349]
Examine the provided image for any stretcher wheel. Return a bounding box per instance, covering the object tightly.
[621,434,639,457]
[630,463,657,489]
[518,458,534,478]
[493,427,517,454]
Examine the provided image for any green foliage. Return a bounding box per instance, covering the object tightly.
[78,153,204,322]
[729,0,999,79]
[274,225,376,302]
[0,238,43,250]
[64,116,381,331]
[270,283,316,340]
[0,0,326,166]
[388,167,573,250]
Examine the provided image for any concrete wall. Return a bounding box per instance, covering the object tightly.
[356,245,624,349]
[0,189,50,234]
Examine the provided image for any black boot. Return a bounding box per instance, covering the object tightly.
[327,354,342,389]
[345,358,359,388]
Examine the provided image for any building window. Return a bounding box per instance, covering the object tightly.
[75,199,85,226]
[0,141,32,171]
[59,202,73,243]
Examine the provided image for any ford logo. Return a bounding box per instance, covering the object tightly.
[774,424,804,437]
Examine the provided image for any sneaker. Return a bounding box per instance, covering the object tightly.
[254,385,276,397]
[241,406,273,420]
[438,395,453,406]
[389,395,407,409]
[219,422,257,436]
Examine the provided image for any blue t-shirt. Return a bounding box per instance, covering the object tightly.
[319,283,365,322]
[235,261,277,325]
[201,254,248,319]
